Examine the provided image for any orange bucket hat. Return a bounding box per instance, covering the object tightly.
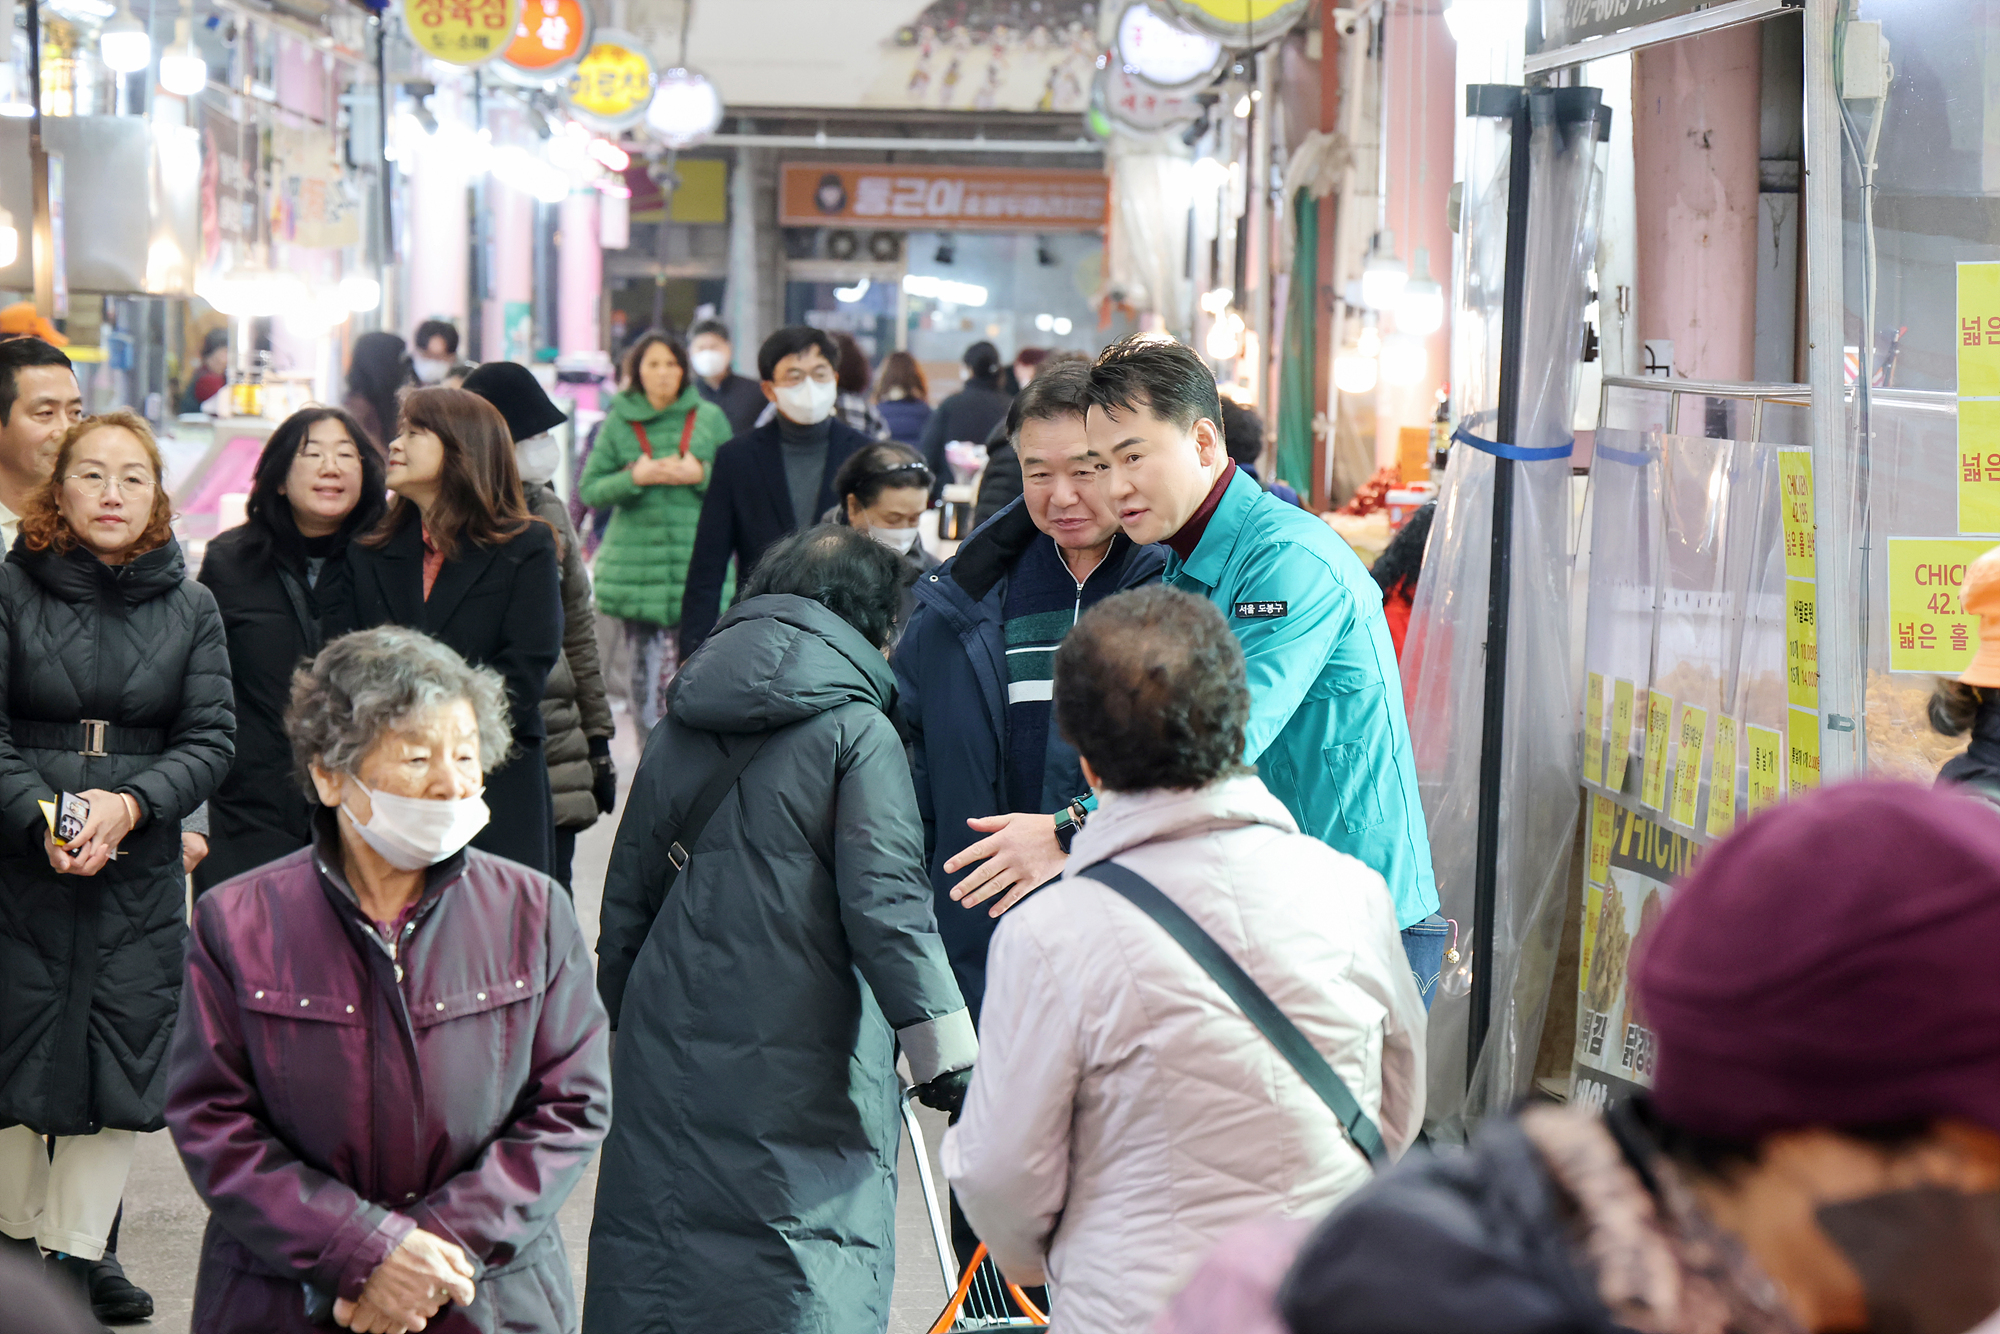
[0,302,67,346]
[1960,545,2000,687]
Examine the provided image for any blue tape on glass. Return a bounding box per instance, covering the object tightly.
[1592,441,1656,467]
[1451,424,1574,462]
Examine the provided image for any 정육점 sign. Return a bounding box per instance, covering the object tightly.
[503,0,589,77]
[402,0,519,66]
[566,36,655,130]
[779,163,1109,233]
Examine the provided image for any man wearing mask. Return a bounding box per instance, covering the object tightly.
[946,335,1445,1002]
[0,337,84,550]
[678,326,868,657]
[411,318,461,385]
[687,318,766,437]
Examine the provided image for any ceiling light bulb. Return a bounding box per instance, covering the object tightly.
[1360,232,1409,312]
[100,3,153,74]
[1334,350,1379,395]
[158,19,205,95]
[645,67,723,150]
[340,275,382,312]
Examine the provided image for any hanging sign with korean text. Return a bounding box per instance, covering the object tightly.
[402,0,518,67]
[1885,537,1991,673]
[565,37,654,130]
[779,163,1108,233]
[503,0,590,77]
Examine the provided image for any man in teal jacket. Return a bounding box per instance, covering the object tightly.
[944,336,1447,998]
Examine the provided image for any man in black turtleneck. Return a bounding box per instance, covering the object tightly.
[678,326,871,658]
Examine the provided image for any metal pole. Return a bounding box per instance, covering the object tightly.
[1803,0,1858,778]
[1467,88,1533,1086]
[374,17,396,334]
[26,0,54,317]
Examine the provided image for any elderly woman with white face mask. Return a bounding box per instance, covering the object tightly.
[824,441,936,634]
[165,626,611,1334]
[461,362,615,890]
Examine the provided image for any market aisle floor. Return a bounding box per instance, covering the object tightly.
[116,701,953,1333]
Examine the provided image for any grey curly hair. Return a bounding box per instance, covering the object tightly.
[285,627,515,797]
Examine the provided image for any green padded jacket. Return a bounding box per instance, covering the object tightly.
[581,384,735,628]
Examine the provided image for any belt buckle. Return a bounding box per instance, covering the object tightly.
[79,720,108,758]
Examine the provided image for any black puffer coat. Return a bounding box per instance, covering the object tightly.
[0,537,234,1135]
[194,521,351,890]
[587,594,975,1334]
[526,482,613,831]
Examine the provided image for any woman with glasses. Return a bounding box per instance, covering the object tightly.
[0,410,233,1311]
[826,441,935,631]
[196,407,386,891]
[327,386,564,876]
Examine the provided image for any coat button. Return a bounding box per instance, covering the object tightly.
[346,1005,355,1014]
[476,992,486,1001]
[404,1192,417,1202]
[299,998,310,1007]
[254,990,264,999]
[515,980,525,988]
[435,1002,445,1011]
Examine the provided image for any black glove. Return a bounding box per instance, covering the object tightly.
[589,737,617,814]
[913,1067,973,1119]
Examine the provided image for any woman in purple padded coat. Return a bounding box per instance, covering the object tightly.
[164,627,610,1334]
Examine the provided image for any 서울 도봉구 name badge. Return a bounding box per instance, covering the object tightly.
[1234,601,1288,619]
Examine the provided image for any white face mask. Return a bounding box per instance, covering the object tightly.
[343,779,490,871]
[774,378,838,426]
[690,348,730,379]
[413,356,450,385]
[516,433,561,485]
[868,525,921,555]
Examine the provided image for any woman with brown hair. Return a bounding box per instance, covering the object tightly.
[327,386,564,874]
[874,349,932,446]
[0,410,233,1312]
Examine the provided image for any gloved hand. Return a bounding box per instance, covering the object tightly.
[913,1067,973,1119]
[589,737,617,814]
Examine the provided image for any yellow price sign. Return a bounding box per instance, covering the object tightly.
[1788,708,1821,794]
[1778,448,1816,579]
[1584,672,1605,786]
[1606,678,1636,794]
[1958,261,2000,398]
[1747,725,1783,815]
[1579,883,1603,992]
[1885,536,1991,673]
[566,40,655,129]
[402,0,518,66]
[1587,792,1615,887]
[1670,705,1707,828]
[1706,716,1739,838]
[1641,690,1673,811]
[1786,579,1819,709]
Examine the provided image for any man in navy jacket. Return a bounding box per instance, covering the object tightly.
[893,363,1165,1018]
[677,327,870,658]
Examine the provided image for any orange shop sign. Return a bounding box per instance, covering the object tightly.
[503,0,589,74]
[779,164,1108,233]
[402,0,518,66]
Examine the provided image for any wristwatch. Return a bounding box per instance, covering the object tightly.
[1053,800,1088,854]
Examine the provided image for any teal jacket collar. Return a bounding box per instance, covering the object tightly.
[1168,467,1265,592]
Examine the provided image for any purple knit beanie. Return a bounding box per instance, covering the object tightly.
[1635,781,2000,1141]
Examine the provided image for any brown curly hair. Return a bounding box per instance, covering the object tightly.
[18,410,174,558]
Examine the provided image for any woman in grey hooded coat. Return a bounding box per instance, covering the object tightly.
[586,525,976,1334]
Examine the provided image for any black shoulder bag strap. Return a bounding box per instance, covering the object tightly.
[1078,859,1387,1170]
[648,729,776,915]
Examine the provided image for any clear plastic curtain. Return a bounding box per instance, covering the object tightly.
[1400,88,1609,1135]
[1102,142,1192,334]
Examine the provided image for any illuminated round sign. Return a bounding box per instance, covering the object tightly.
[401,0,519,67]
[644,66,723,148]
[1116,2,1224,93]
[1155,0,1307,46]
[565,34,655,130]
[1092,62,1203,136]
[502,0,590,77]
